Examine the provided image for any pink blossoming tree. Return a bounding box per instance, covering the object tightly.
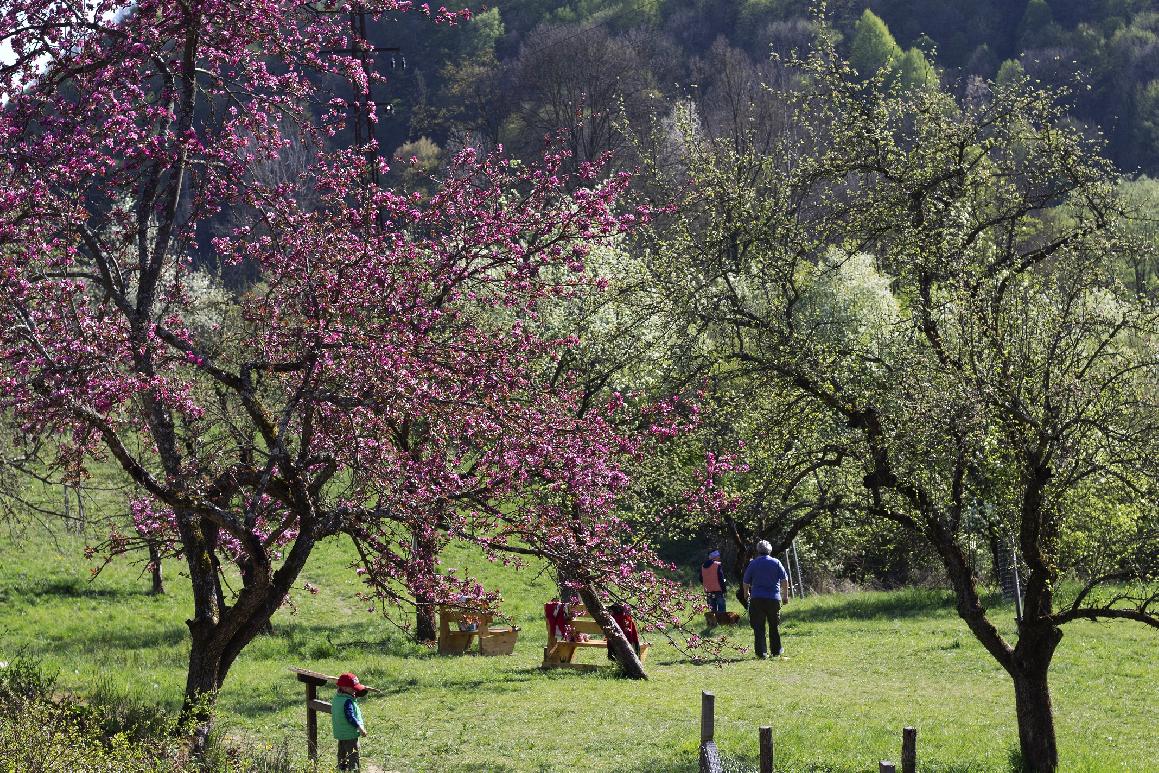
[0,0,687,744]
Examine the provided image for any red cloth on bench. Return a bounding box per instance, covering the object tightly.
[544,600,576,641]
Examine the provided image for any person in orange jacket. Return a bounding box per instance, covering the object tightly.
[701,549,728,614]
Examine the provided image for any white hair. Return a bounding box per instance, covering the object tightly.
[756,540,772,556]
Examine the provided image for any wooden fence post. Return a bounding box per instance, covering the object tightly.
[701,691,715,743]
[759,725,774,773]
[902,726,916,773]
[306,681,318,762]
[697,692,723,773]
[880,762,897,773]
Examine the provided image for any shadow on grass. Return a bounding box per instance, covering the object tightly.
[618,760,691,773]
[36,624,188,654]
[403,764,523,773]
[233,668,545,718]
[10,577,146,601]
[638,756,996,773]
[653,656,754,667]
[789,589,1005,623]
[273,621,431,660]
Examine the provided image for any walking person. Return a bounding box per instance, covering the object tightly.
[742,540,789,659]
[700,549,728,619]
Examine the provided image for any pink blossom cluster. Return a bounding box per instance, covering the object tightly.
[685,449,751,517]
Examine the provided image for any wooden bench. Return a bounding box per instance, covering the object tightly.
[542,610,650,671]
[437,605,494,655]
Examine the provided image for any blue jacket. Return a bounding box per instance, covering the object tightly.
[743,555,788,600]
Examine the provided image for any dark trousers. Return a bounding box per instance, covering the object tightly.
[338,738,360,771]
[749,597,782,657]
[707,591,726,613]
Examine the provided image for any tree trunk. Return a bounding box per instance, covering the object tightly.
[576,584,647,680]
[416,602,437,642]
[554,562,578,600]
[180,622,225,754]
[1012,664,1058,772]
[732,550,752,608]
[413,529,439,642]
[1010,620,1062,772]
[176,510,230,755]
[723,515,750,608]
[148,543,165,595]
[934,516,1062,772]
[238,557,274,635]
[173,509,319,755]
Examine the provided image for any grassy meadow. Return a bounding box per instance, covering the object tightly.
[0,526,1155,772]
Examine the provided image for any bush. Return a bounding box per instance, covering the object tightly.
[0,658,299,772]
[0,698,178,772]
[0,657,182,771]
[0,656,57,713]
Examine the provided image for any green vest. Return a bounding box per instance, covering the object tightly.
[331,691,363,740]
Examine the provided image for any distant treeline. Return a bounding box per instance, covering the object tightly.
[359,0,1157,176]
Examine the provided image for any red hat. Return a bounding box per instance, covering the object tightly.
[336,673,368,696]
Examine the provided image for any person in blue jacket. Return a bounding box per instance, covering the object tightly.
[742,540,789,658]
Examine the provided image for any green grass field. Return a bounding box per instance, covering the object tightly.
[0,527,1155,772]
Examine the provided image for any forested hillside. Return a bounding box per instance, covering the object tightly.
[366,0,1158,175]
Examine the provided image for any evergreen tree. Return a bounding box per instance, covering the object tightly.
[1019,0,1056,50]
[1133,80,1159,171]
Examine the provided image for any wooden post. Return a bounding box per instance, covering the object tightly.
[306,681,318,762]
[701,691,715,743]
[759,725,774,773]
[699,741,723,773]
[902,726,916,773]
[880,762,897,773]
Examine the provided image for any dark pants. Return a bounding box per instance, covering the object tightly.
[338,738,360,771]
[749,597,782,657]
[707,591,726,613]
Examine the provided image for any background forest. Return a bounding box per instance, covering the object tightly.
[365,0,1159,176]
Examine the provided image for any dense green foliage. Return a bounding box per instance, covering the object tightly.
[361,0,1159,176]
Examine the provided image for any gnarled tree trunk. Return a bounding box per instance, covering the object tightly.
[176,511,318,754]
[1008,585,1063,771]
[1011,653,1059,772]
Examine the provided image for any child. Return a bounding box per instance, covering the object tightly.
[332,672,369,771]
